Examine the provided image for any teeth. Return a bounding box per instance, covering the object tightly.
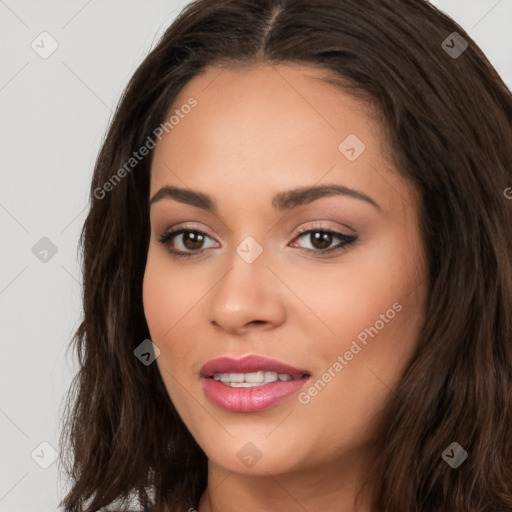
[266,372,279,382]
[212,371,296,387]
[242,371,264,383]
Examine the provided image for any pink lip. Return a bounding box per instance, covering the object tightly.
[200,355,311,413]
[200,355,309,378]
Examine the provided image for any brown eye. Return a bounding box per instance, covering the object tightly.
[181,231,206,250]
[309,231,333,250]
[291,227,357,255]
[158,228,218,258]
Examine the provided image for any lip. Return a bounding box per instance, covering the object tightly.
[200,355,311,413]
[199,355,310,378]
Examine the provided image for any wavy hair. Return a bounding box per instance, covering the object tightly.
[59,0,512,510]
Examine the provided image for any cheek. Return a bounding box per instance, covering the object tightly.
[142,255,194,403]
[289,234,423,353]
[294,287,424,448]
[142,250,205,341]
[142,263,174,341]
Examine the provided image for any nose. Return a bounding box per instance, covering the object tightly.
[206,247,286,335]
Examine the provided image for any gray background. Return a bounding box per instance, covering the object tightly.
[1,1,511,510]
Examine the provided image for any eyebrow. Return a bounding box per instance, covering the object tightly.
[149,183,381,212]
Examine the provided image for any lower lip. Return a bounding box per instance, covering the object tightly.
[202,376,310,412]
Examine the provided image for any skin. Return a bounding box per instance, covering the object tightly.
[143,63,428,512]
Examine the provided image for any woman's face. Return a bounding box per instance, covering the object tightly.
[143,63,427,480]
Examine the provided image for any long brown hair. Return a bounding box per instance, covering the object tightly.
[59,1,512,510]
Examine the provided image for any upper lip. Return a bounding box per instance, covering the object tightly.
[200,355,310,378]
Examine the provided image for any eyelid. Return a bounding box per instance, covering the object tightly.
[158,220,353,238]
[159,221,347,241]
[158,222,215,238]
[292,220,355,236]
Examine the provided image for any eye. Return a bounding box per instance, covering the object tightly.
[290,226,357,255]
[158,228,218,258]
[158,225,357,259]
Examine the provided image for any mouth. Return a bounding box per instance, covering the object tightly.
[200,354,310,378]
[199,355,311,412]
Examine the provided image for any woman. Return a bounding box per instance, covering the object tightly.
[59,0,512,511]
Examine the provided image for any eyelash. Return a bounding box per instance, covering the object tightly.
[157,225,357,259]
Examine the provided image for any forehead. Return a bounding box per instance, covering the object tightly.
[149,63,408,213]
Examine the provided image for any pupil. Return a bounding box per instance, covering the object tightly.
[312,231,331,249]
[184,232,204,250]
